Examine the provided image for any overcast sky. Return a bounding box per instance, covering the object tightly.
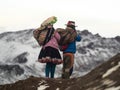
[0,0,120,37]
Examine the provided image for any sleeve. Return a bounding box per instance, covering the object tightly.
[76,34,81,41]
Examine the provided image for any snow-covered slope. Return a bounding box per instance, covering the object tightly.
[0,29,120,85]
[74,30,120,76]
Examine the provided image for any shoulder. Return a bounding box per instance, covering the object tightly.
[54,31,59,35]
[54,31,61,40]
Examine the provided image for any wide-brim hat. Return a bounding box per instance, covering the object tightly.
[65,21,77,27]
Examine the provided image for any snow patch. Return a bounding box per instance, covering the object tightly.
[105,86,120,90]
[102,62,120,78]
[56,88,60,90]
[37,80,49,90]
[37,84,49,90]
[102,79,115,86]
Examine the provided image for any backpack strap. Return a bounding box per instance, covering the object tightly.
[43,28,55,45]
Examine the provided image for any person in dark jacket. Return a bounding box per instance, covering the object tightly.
[62,21,81,79]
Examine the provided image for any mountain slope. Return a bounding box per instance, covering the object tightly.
[0,29,120,85]
[0,53,120,90]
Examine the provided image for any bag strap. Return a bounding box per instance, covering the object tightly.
[43,28,55,45]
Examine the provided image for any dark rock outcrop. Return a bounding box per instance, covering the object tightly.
[115,36,120,42]
[0,64,24,75]
[13,52,28,64]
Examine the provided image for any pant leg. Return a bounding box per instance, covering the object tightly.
[62,53,74,79]
[62,54,71,79]
[50,63,56,78]
[45,63,51,78]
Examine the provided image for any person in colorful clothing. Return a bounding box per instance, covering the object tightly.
[38,24,63,78]
[62,21,81,79]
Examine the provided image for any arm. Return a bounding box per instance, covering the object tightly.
[76,34,81,41]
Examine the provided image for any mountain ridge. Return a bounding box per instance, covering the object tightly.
[0,29,120,85]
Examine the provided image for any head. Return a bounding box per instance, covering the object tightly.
[65,21,77,30]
